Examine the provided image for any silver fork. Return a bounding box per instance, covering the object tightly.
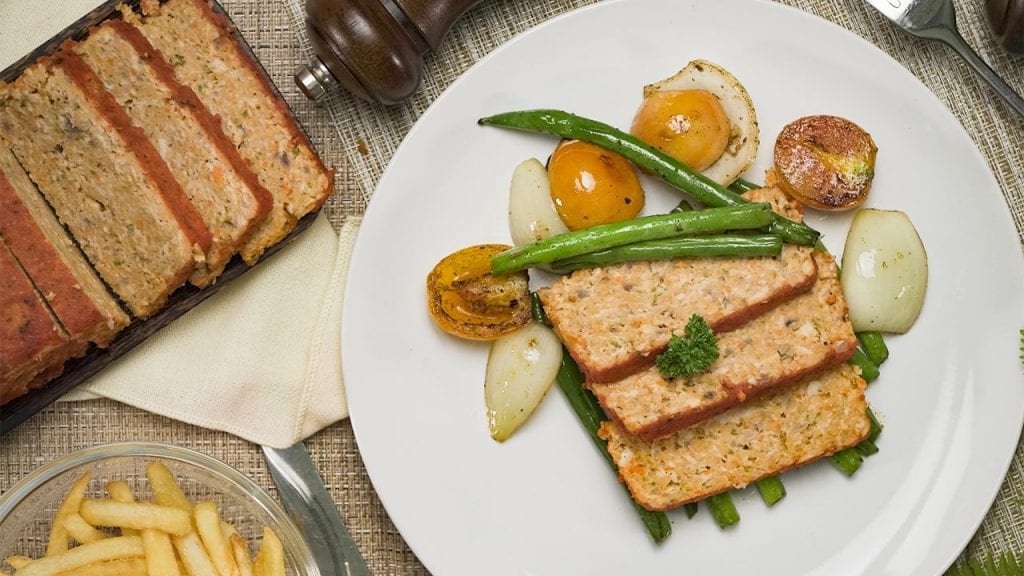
[863,0,1024,118]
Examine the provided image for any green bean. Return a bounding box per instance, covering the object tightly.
[727,177,760,194]
[755,476,786,506]
[705,493,741,527]
[849,348,880,383]
[551,234,783,271]
[829,447,864,476]
[555,350,672,542]
[478,109,820,246]
[683,502,699,519]
[857,332,890,365]
[530,292,551,327]
[491,203,775,275]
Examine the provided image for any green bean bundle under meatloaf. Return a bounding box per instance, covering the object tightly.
[74,20,273,287]
[0,54,212,318]
[538,187,817,384]
[123,0,332,264]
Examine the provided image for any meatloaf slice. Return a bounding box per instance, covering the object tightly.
[599,363,871,511]
[591,250,857,440]
[538,187,816,383]
[0,239,83,405]
[124,0,333,264]
[74,21,273,286]
[0,52,211,318]
[0,144,129,347]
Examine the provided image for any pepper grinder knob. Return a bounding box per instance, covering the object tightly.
[296,0,483,104]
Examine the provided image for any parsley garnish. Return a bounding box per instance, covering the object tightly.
[656,315,719,379]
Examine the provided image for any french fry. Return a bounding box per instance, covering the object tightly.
[46,470,92,556]
[79,500,191,536]
[105,482,135,504]
[220,520,240,542]
[53,558,147,576]
[104,482,139,536]
[229,535,254,576]
[145,462,191,512]
[171,532,218,576]
[4,555,32,570]
[254,529,284,576]
[63,513,110,544]
[16,536,143,576]
[141,529,180,576]
[194,502,239,576]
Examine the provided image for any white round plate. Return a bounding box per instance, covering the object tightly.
[342,1,1024,574]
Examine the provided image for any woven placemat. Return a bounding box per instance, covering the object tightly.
[1,0,1021,573]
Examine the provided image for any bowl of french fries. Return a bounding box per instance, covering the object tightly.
[0,442,318,576]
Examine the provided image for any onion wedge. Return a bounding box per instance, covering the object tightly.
[485,322,563,441]
[840,209,928,333]
[508,158,569,246]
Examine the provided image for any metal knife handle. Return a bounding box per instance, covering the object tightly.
[924,24,1024,118]
[262,444,372,576]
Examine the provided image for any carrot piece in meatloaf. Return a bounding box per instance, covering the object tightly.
[0,52,211,318]
[0,239,83,405]
[74,21,273,286]
[123,0,333,265]
[0,144,129,347]
[538,186,817,384]
[591,250,858,440]
[599,363,871,511]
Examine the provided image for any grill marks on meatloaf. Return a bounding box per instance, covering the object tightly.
[0,144,129,347]
[591,250,857,440]
[599,363,871,511]
[124,0,332,264]
[74,21,273,287]
[538,187,816,383]
[0,56,210,318]
[0,239,83,404]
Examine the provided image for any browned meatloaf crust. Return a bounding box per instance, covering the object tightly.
[74,20,273,286]
[0,239,83,404]
[591,250,858,440]
[599,363,871,511]
[0,50,211,318]
[0,144,129,347]
[125,0,333,264]
[538,187,817,383]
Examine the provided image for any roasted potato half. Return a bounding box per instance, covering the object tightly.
[427,244,532,340]
[773,115,877,211]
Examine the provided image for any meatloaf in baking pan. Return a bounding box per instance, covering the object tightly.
[0,0,333,431]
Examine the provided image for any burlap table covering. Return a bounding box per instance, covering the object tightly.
[1,0,1021,572]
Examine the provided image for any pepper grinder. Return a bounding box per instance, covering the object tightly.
[296,0,483,104]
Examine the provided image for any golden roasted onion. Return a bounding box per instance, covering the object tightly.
[426,244,531,340]
[774,115,877,211]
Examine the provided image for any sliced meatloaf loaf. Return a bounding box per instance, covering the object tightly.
[538,187,817,383]
[124,0,332,264]
[599,363,871,511]
[74,21,273,286]
[0,239,82,404]
[591,250,857,440]
[0,144,129,347]
[0,51,211,318]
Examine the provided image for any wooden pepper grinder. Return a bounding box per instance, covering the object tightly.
[296,0,483,104]
[986,0,1024,54]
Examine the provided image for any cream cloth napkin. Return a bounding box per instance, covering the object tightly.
[1,0,357,449]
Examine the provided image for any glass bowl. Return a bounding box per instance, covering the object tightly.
[0,442,319,576]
